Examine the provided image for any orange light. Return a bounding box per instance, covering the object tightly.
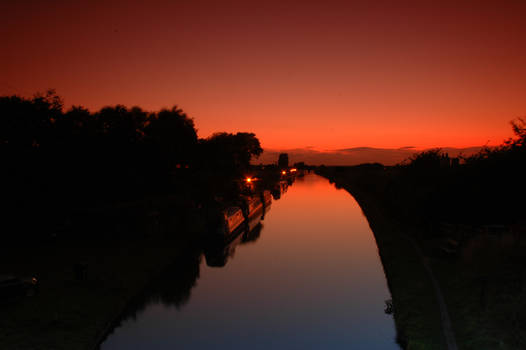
[245,177,252,183]
[281,170,286,175]
[290,168,297,172]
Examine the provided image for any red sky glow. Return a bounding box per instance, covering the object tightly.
[2,0,526,150]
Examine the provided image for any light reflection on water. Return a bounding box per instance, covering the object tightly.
[101,174,398,349]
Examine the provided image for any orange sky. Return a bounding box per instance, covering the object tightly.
[2,0,526,150]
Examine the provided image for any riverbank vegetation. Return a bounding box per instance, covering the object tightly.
[317,119,526,349]
[1,90,264,241]
[0,91,278,349]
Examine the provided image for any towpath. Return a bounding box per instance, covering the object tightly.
[401,233,458,350]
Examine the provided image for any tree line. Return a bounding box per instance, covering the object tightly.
[1,90,262,234]
[389,118,526,226]
[320,118,526,229]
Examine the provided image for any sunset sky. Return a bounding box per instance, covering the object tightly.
[2,0,526,150]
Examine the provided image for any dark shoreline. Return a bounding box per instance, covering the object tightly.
[91,239,203,350]
[317,166,526,350]
[1,172,285,350]
[0,194,202,350]
[317,169,445,349]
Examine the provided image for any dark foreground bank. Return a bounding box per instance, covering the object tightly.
[318,163,526,350]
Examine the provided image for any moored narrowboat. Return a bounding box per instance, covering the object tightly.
[241,195,263,220]
[221,206,245,235]
[260,190,272,209]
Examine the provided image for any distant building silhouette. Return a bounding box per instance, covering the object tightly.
[278,153,289,168]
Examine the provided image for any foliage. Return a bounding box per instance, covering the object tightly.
[508,117,526,147]
[199,132,262,173]
[404,148,443,167]
[1,91,263,237]
[395,117,526,226]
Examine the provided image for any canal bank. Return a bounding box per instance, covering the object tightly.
[0,196,205,350]
[0,188,276,350]
[318,165,526,349]
[317,168,447,350]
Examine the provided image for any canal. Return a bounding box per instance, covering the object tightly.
[100,174,398,349]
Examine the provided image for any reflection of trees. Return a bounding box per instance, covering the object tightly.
[203,223,263,267]
[113,245,203,326]
[103,187,277,342]
[150,248,203,309]
[242,223,263,244]
[203,233,243,267]
[204,204,269,266]
[271,180,290,200]
[271,187,281,200]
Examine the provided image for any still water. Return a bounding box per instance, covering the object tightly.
[101,174,398,349]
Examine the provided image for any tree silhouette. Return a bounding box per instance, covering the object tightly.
[1,91,266,240]
[199,132,262,173]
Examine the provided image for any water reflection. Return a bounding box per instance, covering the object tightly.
[241,222,263,244]
[107,247,202,332]
[271,180,289,200]
[100,174,398,349]
[203,228,246,268]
